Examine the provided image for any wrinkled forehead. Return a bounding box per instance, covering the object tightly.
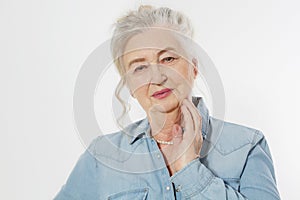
[123,28,188,58]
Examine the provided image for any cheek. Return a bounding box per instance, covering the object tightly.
[169,65,194,99]
[171,64,194,86]
[133,84,148,98]
[133,85,152,108]
[126,74,152,94]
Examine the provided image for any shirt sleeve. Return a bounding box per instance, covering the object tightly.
[170,136,280,200]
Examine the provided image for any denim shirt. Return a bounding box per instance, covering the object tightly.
[55,97,280,200]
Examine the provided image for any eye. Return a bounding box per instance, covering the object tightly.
[160,56,176,64]
[134,65,148,73]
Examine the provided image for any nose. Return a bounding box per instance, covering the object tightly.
[149,64,167,85]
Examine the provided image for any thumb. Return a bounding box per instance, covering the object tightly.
[172,124,183,139]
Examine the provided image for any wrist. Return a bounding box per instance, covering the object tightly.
[174,154,200,172]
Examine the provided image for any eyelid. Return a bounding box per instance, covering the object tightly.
[130,62,148,69]
[133,63,149,72]
[159,51,179,60]
[159,55,179,64]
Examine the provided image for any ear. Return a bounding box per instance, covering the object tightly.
[192,58,198,79]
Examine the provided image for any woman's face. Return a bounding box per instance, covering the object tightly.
[122,28,197,113]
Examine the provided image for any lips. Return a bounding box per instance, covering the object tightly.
[151,88,173,99]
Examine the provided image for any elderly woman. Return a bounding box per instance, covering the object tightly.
[55,6,280,200]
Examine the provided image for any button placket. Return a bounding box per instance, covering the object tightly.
[150,138,175,199]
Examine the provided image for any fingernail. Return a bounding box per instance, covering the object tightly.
[172,125,177,133]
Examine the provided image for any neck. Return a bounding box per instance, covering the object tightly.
[148,106,181,142]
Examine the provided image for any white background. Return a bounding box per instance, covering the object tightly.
[1,0,299,199]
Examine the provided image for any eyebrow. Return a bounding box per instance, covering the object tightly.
[127,47,177,68]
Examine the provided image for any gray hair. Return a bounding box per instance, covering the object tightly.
[111,5,194,76]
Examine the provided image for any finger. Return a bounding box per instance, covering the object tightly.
[180,104,195,142]
[171,124,183,145]
[182,99,202,124]
[172,124,183,138]
[182,99,203,144]
[182,100,202,131]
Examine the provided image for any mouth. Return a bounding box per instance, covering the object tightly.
[151,88,173,99]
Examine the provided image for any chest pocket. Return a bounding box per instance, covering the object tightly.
[107,188,149,200]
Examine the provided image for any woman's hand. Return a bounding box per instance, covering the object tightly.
[160,99,203,175]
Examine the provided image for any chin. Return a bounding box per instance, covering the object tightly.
[151,95,180,113]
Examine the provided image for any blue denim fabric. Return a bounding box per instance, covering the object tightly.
[55,97,280,200]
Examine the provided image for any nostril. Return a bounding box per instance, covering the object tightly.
[161,74,168,83]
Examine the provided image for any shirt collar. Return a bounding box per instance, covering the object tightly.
[127,96,209,145]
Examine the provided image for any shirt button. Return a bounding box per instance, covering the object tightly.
[157,154,161,158]
[166,186,170,191]
[175,185,182,192]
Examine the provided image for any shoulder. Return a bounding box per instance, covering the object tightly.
[90,118,146,144]
[207,117,265,155]
[87,119,147,161]
[202,117,268,178]
[87,131,130,158]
